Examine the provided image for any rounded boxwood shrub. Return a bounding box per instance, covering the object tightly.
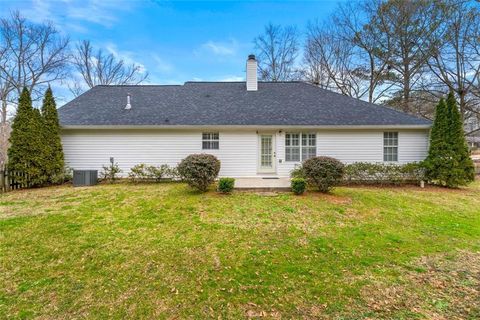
[302,156,344,193]
[291,178,306,195]
[218,177,235,193]
[177,154,220,192]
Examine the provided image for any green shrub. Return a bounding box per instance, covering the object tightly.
[101,162,122,183]
[291,178,306,195]
[129,164,150,182]
[218,177,235,193]
[344,162,425,185]
[302,156,344,193]
[290,166,305,179]
[129,164,178,182]
[177,154,220,192]
[50,166,73,185]
[147,164,178,181]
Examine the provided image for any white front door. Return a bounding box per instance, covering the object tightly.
[258,133,276,173]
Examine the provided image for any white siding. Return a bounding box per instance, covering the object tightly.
[398,130,430,162]
[277,129,429,177]
[62,128,429,178]
[61,129,258,177]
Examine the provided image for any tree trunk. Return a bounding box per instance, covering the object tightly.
[458,90,466,124]
[403,68,410,113]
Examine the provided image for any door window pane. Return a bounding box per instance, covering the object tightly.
[261,135,272,167]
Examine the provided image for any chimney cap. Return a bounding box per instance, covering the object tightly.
[248,54,256,60]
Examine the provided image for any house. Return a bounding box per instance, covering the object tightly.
[58,55,431,178]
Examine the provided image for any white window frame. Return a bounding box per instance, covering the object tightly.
[383,132,398,162]
[202,132,219,150]
[285,132,316,162]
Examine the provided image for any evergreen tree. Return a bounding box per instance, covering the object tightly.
[424,93,474,187]
[30,108,47,185]
[445,92,475,186]
[7,88,46,186]
[41,87,64,183]
[424,98,451,185]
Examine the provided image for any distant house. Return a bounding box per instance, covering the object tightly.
[58,55,431,178]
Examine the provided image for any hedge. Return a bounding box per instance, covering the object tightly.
[343,162,425,185]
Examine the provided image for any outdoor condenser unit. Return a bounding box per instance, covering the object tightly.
[73,170,98,187]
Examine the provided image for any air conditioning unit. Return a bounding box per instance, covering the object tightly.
[73,170,98,187]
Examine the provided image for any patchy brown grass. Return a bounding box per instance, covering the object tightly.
[360,250,480,319]
[1,182,480,319]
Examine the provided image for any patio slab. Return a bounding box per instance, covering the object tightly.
[234,177,291,190]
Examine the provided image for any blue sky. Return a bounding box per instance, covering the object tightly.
[1,0,343,103]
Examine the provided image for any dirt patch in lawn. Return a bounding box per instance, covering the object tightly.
[360,250,480,319]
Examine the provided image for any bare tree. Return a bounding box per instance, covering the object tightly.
[303,1,395,103]
[368,0,445,114]
[427,0,480,126]
[0,47,12,166]
[0,11,70,103]
[334,1,396,103]
[304,21,369,99]
[253,23,299,81]
[71,40,148,95]
[0,11,69,165]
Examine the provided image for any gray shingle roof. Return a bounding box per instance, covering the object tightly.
[58,82,431,127]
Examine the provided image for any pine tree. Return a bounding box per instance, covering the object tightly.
[424,93,475,187]
[41,87,64,183]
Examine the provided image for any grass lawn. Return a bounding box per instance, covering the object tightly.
[1,181,480,319]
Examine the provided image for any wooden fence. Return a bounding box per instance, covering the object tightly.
[475,161,480,176]
[0,169,30,192]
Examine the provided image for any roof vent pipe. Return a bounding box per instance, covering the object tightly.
[246,54,258,91]
[125,94,131,110]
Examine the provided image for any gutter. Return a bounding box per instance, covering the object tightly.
[61,124,431,130]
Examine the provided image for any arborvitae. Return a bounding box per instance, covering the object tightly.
[30,108,47,186]
[424,98,451,185]
[41,87,64,183]
[445,92,475,186]
[424,93,474,187]
[7,88,45,186]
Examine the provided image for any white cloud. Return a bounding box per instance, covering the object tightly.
[104,43,148,74]
[199,39,238,56]
[151,54,174,73]
[15,0,134,29]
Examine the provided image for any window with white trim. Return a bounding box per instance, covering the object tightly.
[202,132,219,150]
[285,133,316,161]
[383,132,398,161]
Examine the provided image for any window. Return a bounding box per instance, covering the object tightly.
[285,133,300,161]
[383,132,398,161]
[202,132,219,150]
[285,133,316,161]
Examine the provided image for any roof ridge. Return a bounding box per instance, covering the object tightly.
[184,81,304,84]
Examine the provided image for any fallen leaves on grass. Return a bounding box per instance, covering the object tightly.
[361,250,480,319]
